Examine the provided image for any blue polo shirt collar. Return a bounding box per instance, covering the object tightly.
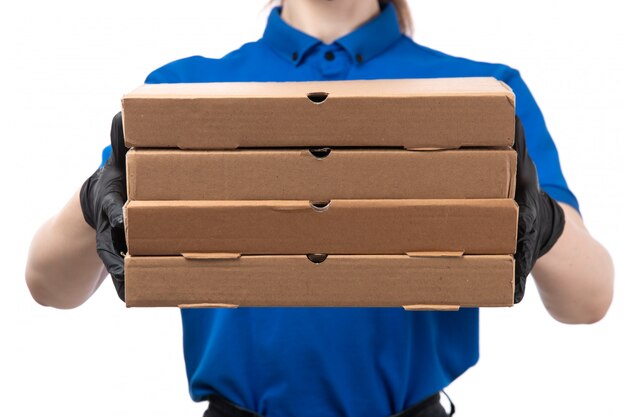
[262,3,403,66]
[336,3,403,64]
[262,7,321,66]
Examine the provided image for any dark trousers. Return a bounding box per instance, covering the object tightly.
[204,392,454,417]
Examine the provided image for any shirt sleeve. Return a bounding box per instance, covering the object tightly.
[497,66,580,213]
[100,145,111,169]
[145,65,179,84]
[143,56,203,84]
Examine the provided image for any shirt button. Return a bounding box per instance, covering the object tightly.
[356,53,364,63]
[292,52,299,61]
[324,51,335,61]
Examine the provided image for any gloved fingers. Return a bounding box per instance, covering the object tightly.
[111,272,126,302]
[102,192,125,229]
[514,201,538,303]
[111,223,128,257]
[515,233,535,275]
[514,234,534,303]
[100,194,127,259]
[96,227,126,302]
[96,230,125,269]
[514,270,529,304]
[517,201,537,234]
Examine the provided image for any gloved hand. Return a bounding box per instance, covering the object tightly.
[513,116,565,303]
[79,112,128,301]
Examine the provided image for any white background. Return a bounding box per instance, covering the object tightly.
[1,1,624,416]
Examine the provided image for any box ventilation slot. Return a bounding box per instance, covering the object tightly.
[307,253,328,263]
[307,92,329,104]
[309,201,331,211]
[309,147,331,159]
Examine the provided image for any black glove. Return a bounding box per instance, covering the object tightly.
[513,116,565,303]
[80,112,128,301]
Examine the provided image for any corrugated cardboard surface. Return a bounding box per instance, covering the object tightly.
[127,148,517,200]
[124,254,515,308]
[124,199,518,256]
[122,77,515,150]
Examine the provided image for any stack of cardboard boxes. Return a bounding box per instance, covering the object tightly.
[121,77,518,310]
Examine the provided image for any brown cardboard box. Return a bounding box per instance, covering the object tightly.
[124,254,514,308]
[121,77,515,150]
[126,148,517,201]
[123,199,518,256]
[122,77,519,308]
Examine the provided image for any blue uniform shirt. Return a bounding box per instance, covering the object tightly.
[102,4,578,416]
